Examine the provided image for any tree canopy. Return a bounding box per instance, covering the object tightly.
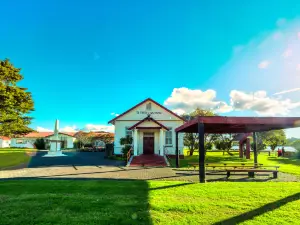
[182,108,218,155]
[262,130,286,151]
[0,59,34,137]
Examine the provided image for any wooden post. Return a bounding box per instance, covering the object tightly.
[239,142,243,158]
[198,122,205,183]
[246,138,250,159]
[176,132,179,168]
[253,132,258,166]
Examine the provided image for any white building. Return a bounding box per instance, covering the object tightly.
[0,137,11,148]
[109,98,185,156]
[10,132,76,149]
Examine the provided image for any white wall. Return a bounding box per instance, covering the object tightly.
[0,139,11,148]
[113,100,185,155]
[10,138,36,148]
[10,135,75,149]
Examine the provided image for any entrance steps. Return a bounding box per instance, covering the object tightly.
[129,154,168,167]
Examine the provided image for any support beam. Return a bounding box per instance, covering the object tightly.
[239,142,243,158]
[175,132,179,168]
[253,132,258,166]
[198,122,205,183]
[246,138,251,159]
[159,129,164,156]
[133,129,138,156]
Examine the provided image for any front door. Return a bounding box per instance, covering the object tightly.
[143,133,154,154]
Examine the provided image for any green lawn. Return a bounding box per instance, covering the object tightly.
[170,151,300,176]
[0,148,34,169]
[0,180,299,224]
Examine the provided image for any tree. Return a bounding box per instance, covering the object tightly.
[34,138,46,150]
[250,132,266,151]
[74,131,93,148]
[263,130,286,151]
[120,135,133,145]
[182,108,217,156]
[214,134,237,155]
[119,135,133,157]
[0,59,34,137]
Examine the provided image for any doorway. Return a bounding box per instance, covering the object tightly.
[143,132,154,154]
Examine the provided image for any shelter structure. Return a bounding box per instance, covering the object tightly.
[175,116,300,183]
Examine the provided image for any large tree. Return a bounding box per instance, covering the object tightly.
[74,131,94,148]
[263,130,286,151]
[183,108,217,156]
[0,59,34,137]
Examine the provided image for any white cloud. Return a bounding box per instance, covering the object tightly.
[60,125,78,132]
[164,87,233,115]
[273,88,300,95]
[36,127,53,132]
[296,64,300,71]
[258,60,270,69]
[111,112,120,117]
[83,124,115,133]
[230,90,300,116]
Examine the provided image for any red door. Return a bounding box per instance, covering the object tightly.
[143,137,154,154]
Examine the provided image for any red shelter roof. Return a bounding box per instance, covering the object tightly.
[175,116,300,133]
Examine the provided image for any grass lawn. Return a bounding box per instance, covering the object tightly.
[0,148,34,169]
[0,180,299,225]
[169,151,300,176]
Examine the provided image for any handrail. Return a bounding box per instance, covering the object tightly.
[127,148,133,163]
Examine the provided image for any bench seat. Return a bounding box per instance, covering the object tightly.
[226,169,278,179]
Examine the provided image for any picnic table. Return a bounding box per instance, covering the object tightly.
[188,162,279,171]
[188,162,280,179]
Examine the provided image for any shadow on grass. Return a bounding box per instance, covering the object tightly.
[267,156,300,166]
[0,179,154,225]
[214,192,300,225]
[0,178,194,225]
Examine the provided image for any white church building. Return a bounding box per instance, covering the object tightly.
[109,98,185,157]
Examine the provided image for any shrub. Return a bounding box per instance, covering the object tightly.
[120,136,133,145]
[34,138,46,150]
[121,145,132,158]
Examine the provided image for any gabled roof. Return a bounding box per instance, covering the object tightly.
[22,132,54,138]
[0,136,10,141]
[128,116,170,130]
[45,132,77,138]
[108,98,185,124]
[16,132,77,138]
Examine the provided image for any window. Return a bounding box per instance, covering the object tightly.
[165,128,172,145]
[16,139,26,144]
[146,102,151,110]
[125,127,132,138]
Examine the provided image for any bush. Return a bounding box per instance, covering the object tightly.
[121,145,132,158]
[34,138,46,150]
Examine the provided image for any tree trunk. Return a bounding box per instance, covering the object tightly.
[189,146,194,156]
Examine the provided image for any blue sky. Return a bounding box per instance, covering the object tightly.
[1,0,300,137]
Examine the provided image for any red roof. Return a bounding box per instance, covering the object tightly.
[45,132,77,138]
[23,132,54,138]
[108,98,185,124]
[19,132,77,138]
[128,116,170,130]
[175,116,300,133]
[0,136,11,141]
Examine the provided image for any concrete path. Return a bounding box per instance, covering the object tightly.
[0,165,298,182]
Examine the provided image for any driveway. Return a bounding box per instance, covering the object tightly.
[28,151,125,168]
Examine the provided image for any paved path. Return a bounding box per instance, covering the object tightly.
[0,165,299,182]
